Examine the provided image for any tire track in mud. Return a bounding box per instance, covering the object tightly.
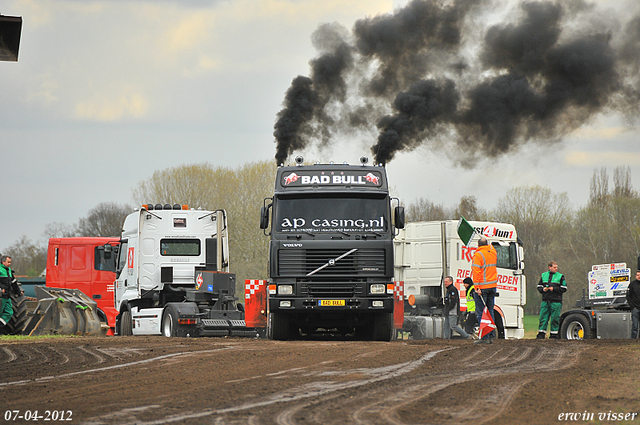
[83,348,451,425]
[83,343,584,425]
[0,346,237,390]
[307,344,582,425]
[0,345,146,369]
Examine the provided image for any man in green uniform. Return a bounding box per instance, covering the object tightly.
[0,256,22,328]
[536,261,567,339]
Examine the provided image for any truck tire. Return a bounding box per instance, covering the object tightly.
[561,313,592,340]
[269,312,291,340]
[162,305,179,337]
[355,322,374,341]
[2,292,28,335]
[372,312,394,341]
[120,310,133,336]
[495,313,505,339]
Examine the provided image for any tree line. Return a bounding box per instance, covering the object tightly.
[3,162,638,315]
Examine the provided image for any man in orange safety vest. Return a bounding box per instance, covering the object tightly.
[472,237,497,344]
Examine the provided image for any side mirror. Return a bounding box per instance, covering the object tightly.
[103,244,112,259]
[259,206,270,230]
[394,206,405,229]
[0,15,22,62]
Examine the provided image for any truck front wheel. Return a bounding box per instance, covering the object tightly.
[561,314,591,340]
[269,312,291,340]
[120,310,133,336]
[495,313,505,339]
[372,312,394,341]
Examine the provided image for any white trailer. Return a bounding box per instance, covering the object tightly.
[394,220,526,339]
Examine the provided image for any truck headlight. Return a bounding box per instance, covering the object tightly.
[278,285,293,295]
[372,301,384,307]
[279,300,291,308]
[370,284,385,294]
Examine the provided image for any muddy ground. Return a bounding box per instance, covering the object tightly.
[0,336,639,425]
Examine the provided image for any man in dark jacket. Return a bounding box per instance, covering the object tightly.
[627,270,640,339]
[443,276,470,339]
[0,255,22,329]
[536,261,567,339]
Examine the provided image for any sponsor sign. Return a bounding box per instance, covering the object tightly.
[588,263,630,299]
[455,269,519,295]
[592,263,626,271]
[473,226,515,240]
[282,170,383,187]
[279,216,386,233]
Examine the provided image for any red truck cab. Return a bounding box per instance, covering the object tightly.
[46,237,120,334]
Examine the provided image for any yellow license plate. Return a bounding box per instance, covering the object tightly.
[318,299,345,307]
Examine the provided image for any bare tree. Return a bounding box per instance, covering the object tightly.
[571,167,640,281]
[76,202,132,237]
[455,195,486,221]
[42,222,76,239]
[589,167,609,208]
[2,236,47,276]
[492,185,573,314]
[405,197,452,222]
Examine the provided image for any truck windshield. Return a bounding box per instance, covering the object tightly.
[94,247,117,272]
[160,239,201,256]
[274,194,388,234]
[116,241,128,277]
[493,242,519,270]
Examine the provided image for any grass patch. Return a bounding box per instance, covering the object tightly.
[523,313,539,339]
[0,334,80,342]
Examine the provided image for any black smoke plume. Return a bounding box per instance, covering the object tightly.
[273,0,640,165]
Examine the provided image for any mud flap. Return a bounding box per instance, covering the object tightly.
[22,287,106,336]
[394,281,404,330]
[245,279,267,331]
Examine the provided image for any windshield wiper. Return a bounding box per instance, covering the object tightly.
[142,208,162,220]
[306,248,358,277]
[365,231,383,237]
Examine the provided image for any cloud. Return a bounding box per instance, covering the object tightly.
[163,12,211,53]
[571,125,629,140]
[75,92,149,121]
[565,150,640,166]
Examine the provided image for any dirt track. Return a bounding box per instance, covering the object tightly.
[0,337,639,424]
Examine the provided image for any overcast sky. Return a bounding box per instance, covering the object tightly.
[1,0,639,250]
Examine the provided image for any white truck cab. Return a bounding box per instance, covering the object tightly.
[114,204,249,337]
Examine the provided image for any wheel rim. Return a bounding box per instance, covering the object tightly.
[566,321,584,339]
[163,314,173,337]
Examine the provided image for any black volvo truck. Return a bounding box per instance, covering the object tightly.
[260,157,404,340]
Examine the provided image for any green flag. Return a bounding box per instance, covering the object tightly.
[457,216,476,246]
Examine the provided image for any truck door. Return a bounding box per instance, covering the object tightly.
[114,240,129,308]
[492,241,521,300]
[65,244,92,297]
[91,244,117,305]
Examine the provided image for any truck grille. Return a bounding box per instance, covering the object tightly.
[278,248,386,277]
[300,278,365,298]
